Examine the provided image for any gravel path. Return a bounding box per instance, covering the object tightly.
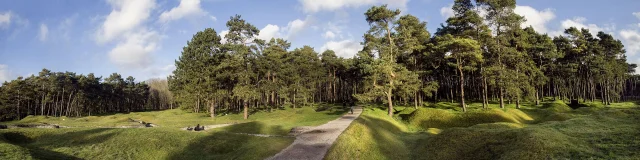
[267,107,362,160]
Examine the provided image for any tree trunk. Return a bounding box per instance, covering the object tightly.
[499,87,505,109]
[535,89,540,105]
[210,100,215,118]
[386,88,394,117]
[458,63,466,112]
[243,99,248,120]
[414,91,418,109]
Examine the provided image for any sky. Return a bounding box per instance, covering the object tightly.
[1,0,640,83]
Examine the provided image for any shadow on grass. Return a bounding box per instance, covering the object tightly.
[167,128,293,160]
[167,132,250,160]
[217,121,289,135]
[360,115,410,160]
[325,108,349,115]
[1,128,116,160]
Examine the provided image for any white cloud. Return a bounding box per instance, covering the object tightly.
[143,64,176,79]
[440,4,454,18]
[95,0,163,70]
[39,23,48,41]
[320,39,363,58]
[323,21,346,39]
[159,0,207,23]
[0,12,11,28]
[515,5,555,34]
[210,16,217,22]
[284,15,313,39]
[300,0,409,13]
[559,17,613,36]
[0,64,11,83]
[95,0,156,43]
[634,12,640,19]
[58,15,77,41]
[256,16,313,41]
[257,24,282,41]
[620,30,640,56]
[219,30,229,43]
[323,31,336,39]
[108,30,161,69]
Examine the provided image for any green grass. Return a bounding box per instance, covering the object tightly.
[0,128,293,160]
[0,104,348,159]
[213,106,347,135]
[325,107,415,160]
[4,104,346,132]
[327,100,640,160]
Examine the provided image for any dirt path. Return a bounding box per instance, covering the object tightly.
[267,107,362,160]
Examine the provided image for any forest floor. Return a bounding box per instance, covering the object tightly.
[0,104,348,159]
[326,99,640,160]
[268,107,362,160]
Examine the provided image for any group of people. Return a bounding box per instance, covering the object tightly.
[187,124,205,131]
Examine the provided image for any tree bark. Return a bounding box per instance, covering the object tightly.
[210,100,215,118]
[457,61,466,112]
[243,99,248,119]
[386,88,393,117]
[499,87,505,109]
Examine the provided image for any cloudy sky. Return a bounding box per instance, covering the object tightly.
[1,0,640,82]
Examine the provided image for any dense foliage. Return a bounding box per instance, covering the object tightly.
[170,0,638,118]
[2,0,639,120]
[0,70,174,121]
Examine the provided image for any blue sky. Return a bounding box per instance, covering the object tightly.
[1,0,640,82]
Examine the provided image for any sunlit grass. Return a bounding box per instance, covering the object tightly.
[0,128,293,160]
[0,104,348,159]
[327,100,640,159]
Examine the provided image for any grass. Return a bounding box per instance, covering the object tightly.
[325,107,415,160]
[4,104,346,132]
[213,106,347,135]
[0,128,293,160]
[0,104,348,159]
[326,100,640,160]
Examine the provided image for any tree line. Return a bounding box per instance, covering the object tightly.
[1,0,639,120]
[0,69,174,121]
[170,0,638,118]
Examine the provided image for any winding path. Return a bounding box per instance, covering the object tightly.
[267,107,363,160]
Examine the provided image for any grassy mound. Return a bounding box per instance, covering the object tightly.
[329,102,640,160]
[214,107,347,135]
[407,108,533,129]
[0,104,348,159]
[0,134,31,160]
[542,100,572,112]
[0,128,293,160]
[325,107,413,160]
[416,127,597,160]
[3,105,346,135]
